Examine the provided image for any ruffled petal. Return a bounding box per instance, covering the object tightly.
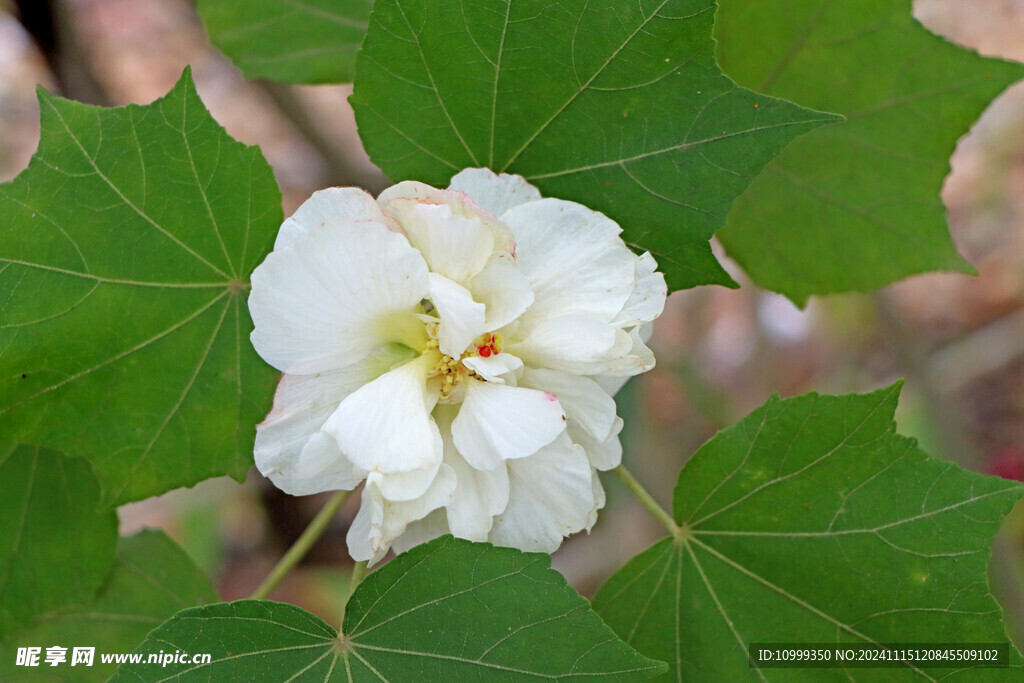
[388,200,496,282]
[508,315,636,376]
[447,168,542,218]
[518,368,623,470]
[390,509,452,555]
[428,273,487,358]
[611,252,667,327]
[572,417,623,471]
[435,409,510,541]
[451,381,566,470]
[445,450,510,541]
[461,352,523,384]
[596,326,656,376]
[345,487,383,564]
[595,375,630,397]
[501,198,635,325]
[468,254,535,332]
[378,182,516,265]
[374,458,443,502]
[254,368,375,496]
[291,433,366,490]
[488,434,595,553]
[518,368,618,443]
[347,465,457,565]
[588,470,607,531]
[592,324,655,396]
[275,187,393,251]
[322,354,442,474]
[250,220,429,374]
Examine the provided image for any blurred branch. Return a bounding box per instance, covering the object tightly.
[13,0,110,104]
[877,293,1024,645]
[174,0,386,192]
[929,306,1024,395]
[257,81,388,192]
[873,293,981,468]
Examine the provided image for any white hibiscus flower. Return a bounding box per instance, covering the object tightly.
[249,168,666,564]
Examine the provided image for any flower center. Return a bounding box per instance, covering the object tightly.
[426,340,469,399]
[423,332,505,401]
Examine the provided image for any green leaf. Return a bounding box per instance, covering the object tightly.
[593,384,1024,680]
[0,529,217,682]
[195,0,373,84]
[351,0,838,291]
[0,446,117,640]
[715,0,1024,304]
[0,68,282,506]
[113,536,666,681]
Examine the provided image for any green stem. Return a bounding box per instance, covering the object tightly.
[250,490,351,600]
[339,560,368,634]
[613,464,680,537]
[348,560,368,600]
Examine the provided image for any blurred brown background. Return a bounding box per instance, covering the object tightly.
[2,0,1023,646]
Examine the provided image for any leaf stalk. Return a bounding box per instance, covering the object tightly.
[613,464,680,537]
[250,489,351,600]
[339,560,368,633]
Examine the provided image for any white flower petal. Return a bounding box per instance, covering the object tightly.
[254,368,375,496]
[588,470,607,532]
[292,433,366,488]
[518,368,618,443]
[611,252,667,327]
[461,352,523,384]
[508,315,636,376]
[261,432,366,497]
[275,187,392,250]
[518,368,623,470]
[378,182,516,264]
[322,354,441,474]
[597,326,656,376]
[594,324,652,395]
[445,450,510,540]
[452,381,566,470]
[468,255,535,332]
[345,486,383,565]
[250,220,429,374]
[595,375,630,397]
[571,417,624,471]
[348,467,456,565]
[374,458,443,502]
[428,273,487,358]
[447,168,543,218]
[390,508,452,555]
[502,198,635,324]
[434,409,510,541]
[489,434,595,553]
[388,200,495,282]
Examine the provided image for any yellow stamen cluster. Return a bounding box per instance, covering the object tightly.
[423,332,506,401]
[424,338,473,400]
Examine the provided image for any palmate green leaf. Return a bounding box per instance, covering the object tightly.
[0,446,117,640]
[593,384,1024,680]
[113,536,666,681]
[0,69,282,506]
[0,529,217,682]
[351,0,838,291]
[195,0,373,84]
[715,0,1024,304]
